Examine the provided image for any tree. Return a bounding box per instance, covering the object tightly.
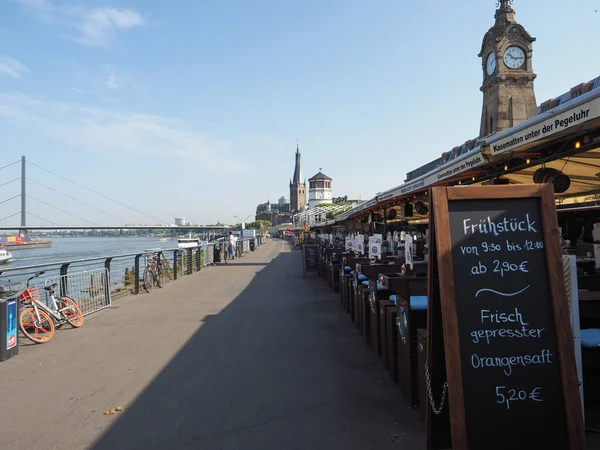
[326,206,352,219]
[244,220,271,234]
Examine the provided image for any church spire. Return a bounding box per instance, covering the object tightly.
[291,140,303,186]
[289,140,306,214]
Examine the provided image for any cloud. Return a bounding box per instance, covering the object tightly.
[17,0,146,47]
[58,61,145,96]
[72,7,146,47]
[0,56,30,79]
[0,92,250,173]
[105,69,121,89]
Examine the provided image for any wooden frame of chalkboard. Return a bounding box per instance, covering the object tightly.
[429,184,585,450]
[426,191,452,450]
[302,244,319,277]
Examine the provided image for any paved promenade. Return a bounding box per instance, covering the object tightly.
[1,239,425,450]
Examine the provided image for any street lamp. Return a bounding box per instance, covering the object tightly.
[234,215,251,230]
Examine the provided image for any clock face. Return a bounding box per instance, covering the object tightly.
[486,52,497,76]
[503,46,526,69]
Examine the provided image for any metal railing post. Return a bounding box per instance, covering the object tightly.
[173,250,178,280]
[104,257,113,302]
[196,247,201,271]
[59,263,70,297]
[104,257,112,276]
[134,254,142,294]
[186,248,193,275]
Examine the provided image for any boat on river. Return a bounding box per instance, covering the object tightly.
[0,235,52,250]
[0,246,13,265]
[177,233,206,249]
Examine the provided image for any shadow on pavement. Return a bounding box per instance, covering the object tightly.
[90,249,425,450]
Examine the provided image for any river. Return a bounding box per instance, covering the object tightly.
[3,237,180,270]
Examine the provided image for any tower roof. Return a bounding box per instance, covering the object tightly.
[308,171,332,181]
[479,0,535,57]
[291,142,303,186]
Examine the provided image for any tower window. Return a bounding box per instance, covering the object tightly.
[489,117,494,133]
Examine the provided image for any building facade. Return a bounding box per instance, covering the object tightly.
[308,171,333,209]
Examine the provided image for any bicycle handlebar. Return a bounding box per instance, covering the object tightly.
[26,270,46,287]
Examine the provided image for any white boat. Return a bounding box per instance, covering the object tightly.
[178,233,204,249]
[0,246,13,265]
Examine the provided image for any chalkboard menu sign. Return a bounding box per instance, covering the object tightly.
[303,244,318,277]
[430,185,584,450]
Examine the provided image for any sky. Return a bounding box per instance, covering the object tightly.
[1,0,599,227]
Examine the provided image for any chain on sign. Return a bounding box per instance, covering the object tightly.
[425,361,449,415]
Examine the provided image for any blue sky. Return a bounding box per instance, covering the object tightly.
[1,0,599,226]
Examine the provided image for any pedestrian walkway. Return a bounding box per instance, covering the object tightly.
[1,239,425,450]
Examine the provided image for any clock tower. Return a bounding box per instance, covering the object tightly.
[478,0,537,138]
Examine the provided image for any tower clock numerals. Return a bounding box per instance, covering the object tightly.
[486,52,497,76]
[503,46,526,69]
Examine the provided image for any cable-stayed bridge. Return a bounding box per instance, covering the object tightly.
[0,156,230,234]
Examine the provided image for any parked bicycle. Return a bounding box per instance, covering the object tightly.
[143,252,168,293]
[18,271,84,344]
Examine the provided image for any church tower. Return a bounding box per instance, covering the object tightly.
[289,143,306,213]
[478,0,537,138]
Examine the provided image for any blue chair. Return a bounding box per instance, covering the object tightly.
[581,329,600,349]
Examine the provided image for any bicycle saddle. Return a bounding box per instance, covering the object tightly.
[44,283,58,291]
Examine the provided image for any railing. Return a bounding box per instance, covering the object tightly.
[0,238,265,312]
[44,268,112,316]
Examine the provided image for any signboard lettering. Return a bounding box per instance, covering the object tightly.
[490,96,600,156]
[405,234,414,270]
[377,153,486,203]
[302,244,319,277]
[428,185,585,450]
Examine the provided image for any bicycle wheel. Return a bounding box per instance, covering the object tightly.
[156,266,165,288]
[143,267,154,293]
[59,296,84,328]
[19,307,55,343]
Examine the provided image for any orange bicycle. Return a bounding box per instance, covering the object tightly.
[18,271,84,344]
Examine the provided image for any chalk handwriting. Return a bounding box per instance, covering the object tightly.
[481,308,529,326]
[496,386,543,410]
[492,259,529,277]
[471,349,553,376]
[471,327,545,345]
[463,215,537,236]
[475,285,530,297]
[461,245,480,256]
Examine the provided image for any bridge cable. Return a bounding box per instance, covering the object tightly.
[0,195,20,206]
[0,212,20,222]
[27,195,101,226]
[0,177,20,188]
[27,178,132,224]
[27,212,60,226]
[0,161,20,172]
[27,160,170,225]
